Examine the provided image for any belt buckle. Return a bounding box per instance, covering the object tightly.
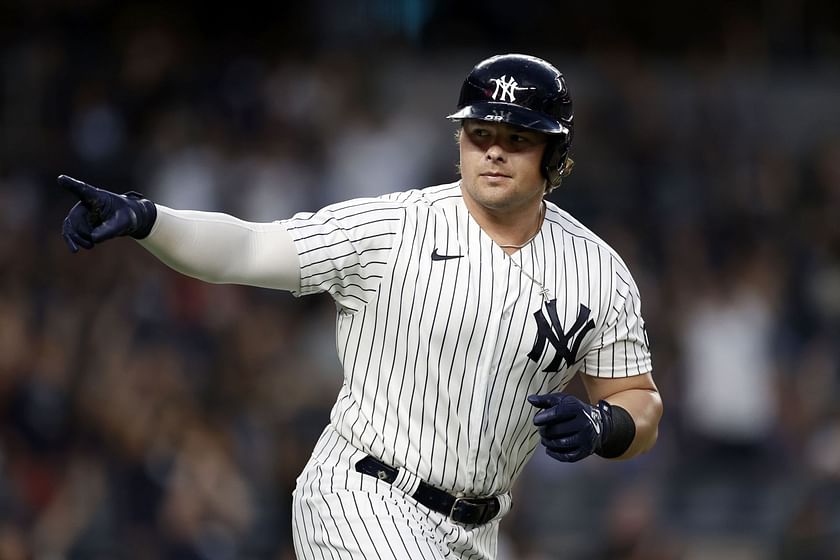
[449,497,491,525]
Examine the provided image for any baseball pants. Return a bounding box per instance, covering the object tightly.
[292,425,511,560]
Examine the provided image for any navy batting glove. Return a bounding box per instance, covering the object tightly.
[59,175,157,253]
[527,393,614,463]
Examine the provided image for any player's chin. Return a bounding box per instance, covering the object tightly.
[471,191,513,210]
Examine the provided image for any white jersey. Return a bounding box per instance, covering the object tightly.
[282,181,652,498]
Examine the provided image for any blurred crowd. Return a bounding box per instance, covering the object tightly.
[1,2,839,559]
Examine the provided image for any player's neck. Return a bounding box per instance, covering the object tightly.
[464,197,546,256]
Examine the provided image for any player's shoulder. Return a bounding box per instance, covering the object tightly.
[287,182,459,226]
[543,199,607,246]
[378,181,461,206]
[374,182,463,221]
[543,200,634,276]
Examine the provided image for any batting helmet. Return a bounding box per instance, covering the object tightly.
[447,53,574,190]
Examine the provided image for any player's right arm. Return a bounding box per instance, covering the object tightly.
[58,175,300,292]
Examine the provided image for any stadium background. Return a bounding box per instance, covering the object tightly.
[1,1,839,558]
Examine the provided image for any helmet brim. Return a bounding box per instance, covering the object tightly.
[446,102,569,135]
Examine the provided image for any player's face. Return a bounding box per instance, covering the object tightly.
[458,120,548,214]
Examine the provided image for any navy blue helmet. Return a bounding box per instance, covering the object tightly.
[448,54,574,190]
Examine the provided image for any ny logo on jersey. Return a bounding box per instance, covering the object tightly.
[528,301,595,372]
[489,75,528,102]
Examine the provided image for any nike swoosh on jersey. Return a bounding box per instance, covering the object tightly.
[431,249,464,261]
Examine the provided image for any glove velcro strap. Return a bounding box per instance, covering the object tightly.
[596,402,636,459]
[123,191,157,239]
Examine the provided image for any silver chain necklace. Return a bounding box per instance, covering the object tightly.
[510,252,552,301]
[497,202,546,250]
[499,203,552,301]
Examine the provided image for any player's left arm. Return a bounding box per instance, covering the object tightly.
[528,256,661,463]
[580,372,662,459]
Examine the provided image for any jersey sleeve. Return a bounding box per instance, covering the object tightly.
[581,258,652,378]
[280,195,406,311]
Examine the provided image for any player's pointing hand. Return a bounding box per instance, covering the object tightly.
[59,175,157,252]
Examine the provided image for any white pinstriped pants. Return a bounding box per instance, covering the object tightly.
[292,425,511,560]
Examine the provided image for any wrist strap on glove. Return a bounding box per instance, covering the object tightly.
[123,191,157,239]
[595,401,636,458]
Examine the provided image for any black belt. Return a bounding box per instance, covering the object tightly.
[354,455,501,525]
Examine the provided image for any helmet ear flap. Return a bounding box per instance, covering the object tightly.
[542,136,573,192]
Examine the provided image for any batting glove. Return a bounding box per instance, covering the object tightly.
[59,175,157,253]
[528,393,625,462]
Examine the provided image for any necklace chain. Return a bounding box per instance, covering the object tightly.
[500,202,552,301]
[509,255,552,301]
[497,202,546,249]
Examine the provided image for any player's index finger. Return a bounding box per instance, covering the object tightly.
[57,175,96,202]
[527,394,553,409]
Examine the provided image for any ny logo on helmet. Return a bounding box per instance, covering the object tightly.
[489,75,528,103]
[484,110,511,122]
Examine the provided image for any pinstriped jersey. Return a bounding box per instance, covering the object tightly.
[281,181,651,497]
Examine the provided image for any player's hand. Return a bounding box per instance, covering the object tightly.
[527,393,613,463]
[59,175,157,252]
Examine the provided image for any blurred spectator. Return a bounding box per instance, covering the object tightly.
[679,250,780,448]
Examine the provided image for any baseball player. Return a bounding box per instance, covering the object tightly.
[59,53,662,560]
